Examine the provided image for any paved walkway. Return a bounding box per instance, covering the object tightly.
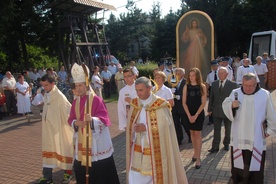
[1,92,276,184]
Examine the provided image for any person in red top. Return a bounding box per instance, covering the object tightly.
[0,92,6,119]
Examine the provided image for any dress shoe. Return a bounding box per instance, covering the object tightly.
[224,145,229,151]
[195,164,201,169]
[192,157,197,162]
[208,148,219,153]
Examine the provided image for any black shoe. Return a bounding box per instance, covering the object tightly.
[208,148,219,153]
[192,157,197,162]
[188,138,192,143]
[195,164,201,169]
[224,145,229,151]
[178,140,183,146]
[207,121,213,125]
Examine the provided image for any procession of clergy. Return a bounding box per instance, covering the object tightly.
[39,56,276,184]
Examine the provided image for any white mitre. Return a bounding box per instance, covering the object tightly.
[71,63,90,83]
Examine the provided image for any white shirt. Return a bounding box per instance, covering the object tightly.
[38,69,46,77]
[101,70,112,80]
[118,83,137,130]
[32,93,44,106]
[107,65,117,75]
[236,65,259,84]
[206,70,219,86]
[254,63,268,75]
[131,66,139,76]
[92,75,102,88]
[163,68,174,79]
[219,79,227,88]
[153,84,173,101]
[2,76,16,90]
[58,71,67,81]
[32,73,41,81]
[227,65,234,81]
[29,71,34,81]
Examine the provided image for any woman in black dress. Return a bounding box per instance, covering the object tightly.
[182,67,207,169]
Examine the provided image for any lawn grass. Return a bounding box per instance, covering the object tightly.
[103,93,119,103]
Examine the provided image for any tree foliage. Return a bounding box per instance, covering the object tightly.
[183,0,276,56]
[0,0,60,72]
[0,0,276,73]
[106,0,276,61]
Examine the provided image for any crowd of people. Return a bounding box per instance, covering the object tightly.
[0,66,72,120]
[1,52,276,184]
[115,53,276,184]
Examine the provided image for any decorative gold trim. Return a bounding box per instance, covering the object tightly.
[131,167,152,176]
[134,144,151,155]
[148,109,163,183]
[128,102,140,156]
[149,76,158,93]
[130,98,140,109]
[167,73,180,88]
[42,151,73,164]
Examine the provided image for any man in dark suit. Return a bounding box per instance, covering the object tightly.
[206,60,220,125]
[208,66,238,153]
[172,68,191,145]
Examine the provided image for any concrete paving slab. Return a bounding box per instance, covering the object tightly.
[0,97,276,184]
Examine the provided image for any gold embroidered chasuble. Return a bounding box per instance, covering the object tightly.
[126,94,188,184]
[42,85,74,170]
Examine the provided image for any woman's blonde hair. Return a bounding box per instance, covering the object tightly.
[154,71,166,82]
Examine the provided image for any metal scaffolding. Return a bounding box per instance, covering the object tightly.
[47,0,116,72]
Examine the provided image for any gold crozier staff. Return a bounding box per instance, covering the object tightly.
[81,64,94,184]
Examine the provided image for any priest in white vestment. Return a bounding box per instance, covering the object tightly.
[126,77,188,184]
[38,74,74,184]
[222,72,276,184]
[118,68,137,130]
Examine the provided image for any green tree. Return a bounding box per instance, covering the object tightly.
[182,0,276,56]
[0,0,61,72]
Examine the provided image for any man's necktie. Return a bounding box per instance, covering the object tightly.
[177,81,181,90]
[219,80,223,93]
[214,71,217,81]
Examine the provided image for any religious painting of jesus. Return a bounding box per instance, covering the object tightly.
[176,10,214,79]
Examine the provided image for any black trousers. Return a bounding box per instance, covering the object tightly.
[172,109,190,144]
[42,167,69,180]
[74,155,120,184]
[231,148,265,184]
[110,74,117,94]
[212,117,231,149]
[4,90,17,114]
[103,81,111,98]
